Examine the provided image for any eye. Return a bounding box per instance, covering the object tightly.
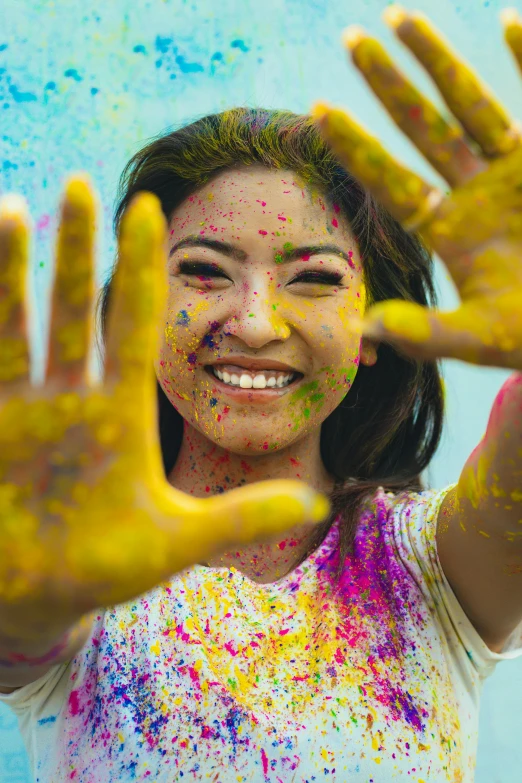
[290,271,344,286]
[177,261,231,281]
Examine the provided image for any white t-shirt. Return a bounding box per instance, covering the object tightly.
[2,484,522,783]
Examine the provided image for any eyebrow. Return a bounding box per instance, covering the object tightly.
[169,236,354,265]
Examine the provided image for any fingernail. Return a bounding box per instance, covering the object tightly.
[342,25,367,50]
[0,194,28,219]
[501,8,521,25]
[63,175,95,210]
[310,101,331,123]
[382,4,408,29]
[310,492,330,522]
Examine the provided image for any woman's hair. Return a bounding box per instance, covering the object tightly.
[96,107,445,573]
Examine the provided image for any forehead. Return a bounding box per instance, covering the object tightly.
[170,165,352,239]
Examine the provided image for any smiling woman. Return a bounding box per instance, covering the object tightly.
[99,107,444,576]
[2,104,515,783]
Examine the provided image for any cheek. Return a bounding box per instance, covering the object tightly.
[159,296,213,364]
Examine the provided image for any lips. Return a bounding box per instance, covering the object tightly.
[204,364,303,400]
[210,364,298,388]
[210,356,302,374]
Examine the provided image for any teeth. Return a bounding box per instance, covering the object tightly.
[211,367,296,389]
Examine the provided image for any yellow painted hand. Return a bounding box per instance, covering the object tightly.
[0,178,328,639]
[313,6,522,371]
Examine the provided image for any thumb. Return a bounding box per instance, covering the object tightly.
[349,299,466,362]
[175,479,330,563]
[350,300,433,343]
[351,299,507,365]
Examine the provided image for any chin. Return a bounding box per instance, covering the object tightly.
[196,415,316,457]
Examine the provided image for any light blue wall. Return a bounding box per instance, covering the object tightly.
[1,0,521,780]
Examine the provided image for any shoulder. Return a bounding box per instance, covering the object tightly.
[347,482,457,576]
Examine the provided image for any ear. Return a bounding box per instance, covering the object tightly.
[360,336,379,367]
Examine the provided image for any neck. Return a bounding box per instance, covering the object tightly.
[168,422,335,582]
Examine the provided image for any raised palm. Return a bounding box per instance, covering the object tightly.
[0,178,326,638]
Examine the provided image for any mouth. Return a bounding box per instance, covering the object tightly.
[204,363,304,400]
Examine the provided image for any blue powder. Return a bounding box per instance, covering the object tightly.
[175,55,204,73]
[64,68,82,82]
[231,39,249,52]
[176,309,190,326]
[37,715,56,726]
[8,85,36,102]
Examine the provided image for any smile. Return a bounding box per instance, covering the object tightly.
[204,363,304,397]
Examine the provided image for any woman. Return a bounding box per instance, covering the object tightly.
[1,8,522,782]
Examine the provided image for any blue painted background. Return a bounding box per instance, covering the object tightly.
[1,0,522,780]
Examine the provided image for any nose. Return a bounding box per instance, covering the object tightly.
[223,288,291,348]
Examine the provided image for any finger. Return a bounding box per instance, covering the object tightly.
[167,479,330,567]
[349,298,522,370]
[311,101,442,229]
[46,175,97,387]
[0,195,31,387]
[503,8,522,74]
[344,27,486,187]
[384,5,521,158]
[104,192,167,401]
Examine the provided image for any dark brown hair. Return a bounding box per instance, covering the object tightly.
[97,107,444,572]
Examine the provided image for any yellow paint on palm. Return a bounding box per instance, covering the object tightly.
[0,180,329,640]
[423,146,522,260]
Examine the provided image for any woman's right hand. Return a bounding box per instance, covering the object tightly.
[0,177,328,640]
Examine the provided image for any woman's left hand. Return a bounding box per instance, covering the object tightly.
[313,5,522,371]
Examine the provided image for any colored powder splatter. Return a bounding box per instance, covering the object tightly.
[64,68,83,81]
[37,715,57,726]
[261,747,269,775]
[200,320,220,348]
[68,691,80,716]
[176,309,190,326]
[231,39,249,52]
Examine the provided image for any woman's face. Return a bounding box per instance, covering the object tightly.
[155,165,377,455]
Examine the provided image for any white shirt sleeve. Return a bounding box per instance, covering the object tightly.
[0,661,70,713]
[390,483,522,680]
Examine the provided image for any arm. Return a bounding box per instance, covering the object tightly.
[437,372,522,652]
[0,612,95,692]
